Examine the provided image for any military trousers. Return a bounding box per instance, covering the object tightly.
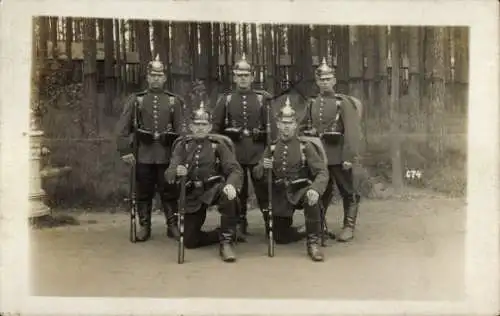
[322,164,358,209]
[264,197,322,244]
[136,163,178,226]
[238,164,267,217]
[183,190,239,249]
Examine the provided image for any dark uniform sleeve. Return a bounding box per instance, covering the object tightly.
[340,98,362,162]
[298,98,314,132]
[211,94,227,133]
[217,142,244,191]
[115,94,136,157]
[304,142,329,195]
[252,146,271,180]
[165,137,187,182]
[171,94,187,135]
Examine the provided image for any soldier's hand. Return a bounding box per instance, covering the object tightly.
[176,165,188,177]
[165,169,176,184]
[252,165,264,179]
[223,184,237,200]
[342,161,353,170]
[263,157,274,169]
[121,153,135,165]
[306,189,319,206]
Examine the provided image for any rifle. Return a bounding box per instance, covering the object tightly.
[177,141,189,264]
[129,98,139,243]
[265,100,274,257]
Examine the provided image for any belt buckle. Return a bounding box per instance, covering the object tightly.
[243,128,250,137]
[153,132,160,140]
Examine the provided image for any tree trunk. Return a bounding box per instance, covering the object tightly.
[152,21,167,69]
[190,22,199,80]
[120,20,127,91]
[264,24,275,95]
[135,20,152,87]
[426,27,447,165]
[199,22,212,86]
[64,17,73,82]
[97,19,104,42]
[389,26,403,189]
[50,17,58,58]
[212,23,221,90]
[363,26,376,145]
[171,22,192,96]
[335,26,349,94]
[454,27,469,114]
[103,18,115,115]
[408,27,421,132]
[376,26,389,129]
[443,27,453,113]
[82,18,99,137]
[113,19,122,95]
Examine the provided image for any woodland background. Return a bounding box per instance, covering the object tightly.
[31,17,468,208]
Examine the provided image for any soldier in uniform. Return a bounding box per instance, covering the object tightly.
[211,53,276,238]
[115,55,188,242]
[165,101,243,262]
[300,58,362,242]
[252,97,328,262]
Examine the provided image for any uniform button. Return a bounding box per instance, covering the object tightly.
[242,101,247,105]
[197,145,202,149]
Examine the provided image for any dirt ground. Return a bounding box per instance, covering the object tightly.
[30,190,466,301]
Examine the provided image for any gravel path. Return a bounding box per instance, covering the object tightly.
[30,195,466,301]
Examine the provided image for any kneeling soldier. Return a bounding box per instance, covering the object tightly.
[165,101,243,262]
[252,97,329,262]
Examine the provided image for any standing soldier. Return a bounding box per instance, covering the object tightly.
[212,53,276,238]
[300,57,362,242]
[252,97,329,261]
[165,101,243,262]
[116,55,187,242]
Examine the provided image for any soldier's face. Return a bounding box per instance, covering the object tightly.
[189,122,212,136]
[147,73,167,89]
[278,120,297,140]
[316,76,336,92]
[234,73,254,89]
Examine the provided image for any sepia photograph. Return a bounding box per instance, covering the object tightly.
[0,1,498,315]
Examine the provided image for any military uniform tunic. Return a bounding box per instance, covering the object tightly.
[166,135,244,214]
[253,136,329,217]
[212,90,277,165]
[300,91,363,165]
[115,89,188,164]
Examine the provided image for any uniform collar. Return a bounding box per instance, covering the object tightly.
[319,90,335,97]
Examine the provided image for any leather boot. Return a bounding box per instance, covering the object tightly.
[337,194,360,242]
[305,218,324,261]
[219,231,237,262]
[136,201,152,242]
[163,201,180,240]
[307,234,324,262]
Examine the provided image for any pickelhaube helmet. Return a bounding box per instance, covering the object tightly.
[315,57,334,79]
[233,53,253,75]
[192,100,211,123]
[278,96,297,122]
[147,54,165,75]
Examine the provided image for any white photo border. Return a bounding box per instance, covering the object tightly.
[1,0,498,315]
